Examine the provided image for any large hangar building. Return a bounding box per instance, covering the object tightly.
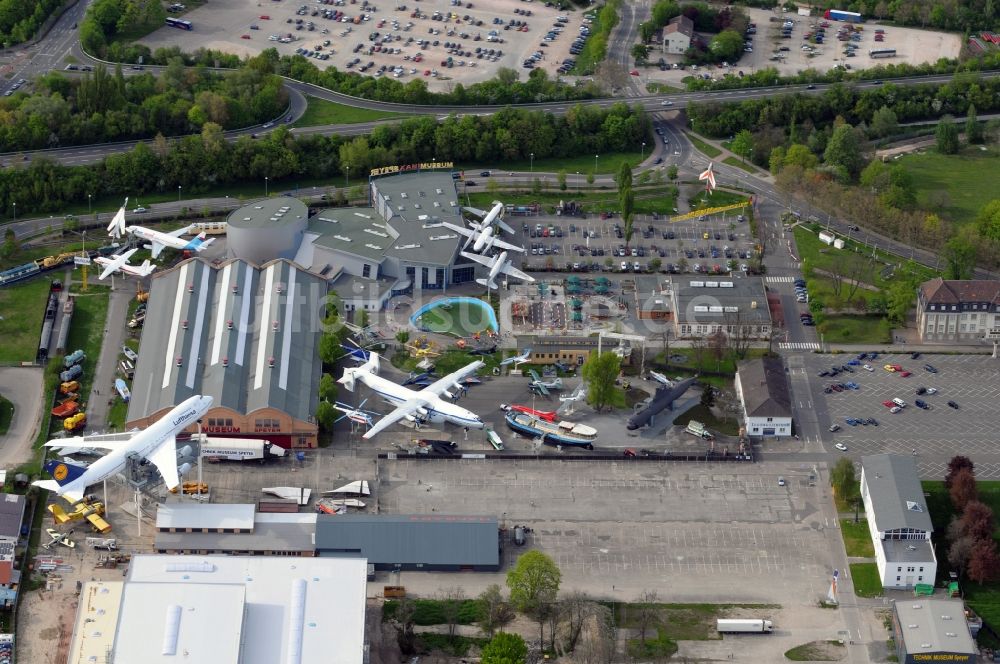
[127,257,328,448]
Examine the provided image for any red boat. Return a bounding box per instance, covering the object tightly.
[501,404,557,422]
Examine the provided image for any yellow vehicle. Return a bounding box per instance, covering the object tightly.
[64,412,87,431]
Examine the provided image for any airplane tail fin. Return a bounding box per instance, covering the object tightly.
[476,278,498,290]
[138,260,155,277]
[42,459,89,487]
[338,353,380,391]
[106,199,127,238]
[189,234,215,251]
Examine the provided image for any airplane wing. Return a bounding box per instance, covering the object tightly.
[531,383,549,396]
[362,399,425,439]
[490,236,526,253]
[168,225,194,238]
[499,262,535,283]
[97,248,137,279]
[459,251,497,268]
[463,206,488,220]
[441,222,476,239]
[45,432,136,449]
[422,360,485,398]
[528,368,541,380]
[145,434,180,490]
[149,241,166,259]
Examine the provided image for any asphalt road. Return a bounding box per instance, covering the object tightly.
[1,0,91,96]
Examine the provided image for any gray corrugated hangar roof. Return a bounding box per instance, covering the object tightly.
[127,258,327,424]
[315,514,500,570]
[862,454,934,534]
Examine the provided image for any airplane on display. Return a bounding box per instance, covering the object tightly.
[559,384,587,403]
[44,528,76,550]
[464,201,515,235]
[338,353,485,439]
[340,339,373,364]
[442,221,524,254]
[699,162,717,193]
[332,399,382,429]
[527,369,563,396]
[94,248,156,280]
[107,198,215,258]
[460,250,535,290]
[33,395,214,502]
[649,371,673,387]
[500,348,532,368]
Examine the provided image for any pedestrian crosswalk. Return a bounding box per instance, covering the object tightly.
[766,276,797,283]
[778,342,821,350]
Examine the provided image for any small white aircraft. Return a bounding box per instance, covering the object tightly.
[107,198,215,258]
[699,162,717,193]
[500,348,532,368]
[338,353,485,439]
[34,394,213,502]
[649,371,674,387]
[332,399,381,428]
[44,528,76,550]
[528,369,563,395]
[460,250,535,290]
[441,221,524,254]
[94,248,156,280]
[559,384,587,403]
[464,201,515,235]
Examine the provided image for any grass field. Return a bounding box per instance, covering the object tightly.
[465,150,647,178]
[685,132,722,158]
[466,186,676,216]
[292,96,408,127]
[723,156,761,174]
[0,395,12,436]
[784,640,845,661]
[571,3,618,75]
[849,563,883,598]
[819,315,892,344]
[611,602,778,640]
[687,189,752,210]
[413,299,496,337]
[840,519,876,558]
[674,403,741,436]
[58,285,110,422]
[0,278,57,363]
[899,149,1000,223]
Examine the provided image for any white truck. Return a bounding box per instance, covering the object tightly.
[716,619,773,634]
[200,437,286,462]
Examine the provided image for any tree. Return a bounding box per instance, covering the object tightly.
[630,44,650,65]
[831,457,859,504]
[936,116,960,154]
[968,538,1000,584]
[582,352,622,412]
[392,598,418,654]
[634,590,661,644]
[959,501,995,542]
[950,468,978,512]
[648,257,662,272]
[946,456,976,488]
[558,169,567,191]
[478,584,516,637]
[943,231,977,280]
[507,550,561,645]
[0,228,17,259]
[395,330,410,345]
[315,400,336,431]
[869,105,898,139]
[615,160,633,191]
[700,384,715,408]
[481,632,528,664]
[440,587,466,640]
[966,103,982,144]
[559,592,597,653]
[975,199,1000,243]
[586,171,595,185]
[319,373,337,402]
[730,129,753,163]
[709,29,744,62]
[621,188,635,247]
[823,123,865,180]
[948,535,976,576]
[667,164,678,181]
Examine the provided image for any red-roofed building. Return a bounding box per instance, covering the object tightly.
[917,278,1000,342]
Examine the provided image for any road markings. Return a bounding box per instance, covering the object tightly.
[780,342,821,350]
[765,276,796,283]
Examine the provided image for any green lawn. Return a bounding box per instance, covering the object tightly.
[0,278,57,363]
[383,598,483,625]
[645,82,684,93]
[818,315,892,345]
[412,299,496,337]
[627,628,679,659]
[687,189,752,210]
[723,156,762,174]
[466,186,676,216]
[849,563,884,598]
[784,641,845,661]
[685,132,722,158]
[417,633,488,656]
[674,402,741,436]
[0,395,13,436]
[464,150,647,177]
[58,285,111,422]
[899,149,1000,223]
[292,96,409,127]
[840,519,875,558]
[610,602,778,641]
[106,397,128,431]
[570,3,618,75]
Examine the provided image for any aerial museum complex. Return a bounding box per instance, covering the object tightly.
[2,0,997,660]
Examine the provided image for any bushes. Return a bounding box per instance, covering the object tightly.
[0,0,64,47]
[383,599,484,625]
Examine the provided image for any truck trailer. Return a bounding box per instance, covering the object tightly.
[716,619,774,634]
[824,9,863,22]
[200,437,286,462]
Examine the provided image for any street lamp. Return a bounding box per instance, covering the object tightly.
[641,142,646,162]
[265,176,269,197]
[11,202,15,223]
[177,185,182,203]
[87,193,92,214]
[530,152,534,173]
[345,166,350,188]
[594,154,599,174]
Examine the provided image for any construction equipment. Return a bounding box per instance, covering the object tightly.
[49,496,105,525]
[670,199,751,223]
[64,412,87,432]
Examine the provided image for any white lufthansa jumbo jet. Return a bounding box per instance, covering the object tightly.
[338,354,485,439]
[33,395,213,502]
[94,248,156,280]
[459,250,535,290]
[107,198,215,258]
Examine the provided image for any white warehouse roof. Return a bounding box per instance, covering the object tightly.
[156,503,256,531]
[111,555,368,664]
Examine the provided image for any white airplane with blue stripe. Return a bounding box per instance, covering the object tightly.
[106,197,215,258]
[338,353,485,439]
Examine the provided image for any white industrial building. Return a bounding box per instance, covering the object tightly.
[860,454,937,589]
[734,357,792,437]
[66,555,368,664]
[662,15,694,54]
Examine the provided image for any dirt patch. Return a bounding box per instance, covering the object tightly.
[785,639,847,661]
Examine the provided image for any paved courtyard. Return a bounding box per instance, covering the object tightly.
[794,352,1000,478]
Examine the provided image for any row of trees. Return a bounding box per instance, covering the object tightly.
[80,0,166,60]
[0,102,650,217]
[0,0,63,47]
[807,0,998,33]
[0,62,287,152]
[688,74,1000,144]
[943,457,999,584]
[637,2,750,65]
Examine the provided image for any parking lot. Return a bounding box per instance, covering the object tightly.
[142,0,592,89]
[799,353,1000,473]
